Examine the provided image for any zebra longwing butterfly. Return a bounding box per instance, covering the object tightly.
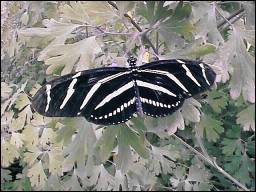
[32,57,216,125]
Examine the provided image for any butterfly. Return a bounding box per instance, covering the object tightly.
[32,57,216,125]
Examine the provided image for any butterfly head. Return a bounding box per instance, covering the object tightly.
[127,56,137,67]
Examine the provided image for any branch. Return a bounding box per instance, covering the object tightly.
[217,7,245,29]
[108,1,158,55]
[173,134,250,191]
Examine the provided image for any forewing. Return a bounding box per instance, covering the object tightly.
[139,59,216,97]
[81,74,137,125]
[32,67,129,119]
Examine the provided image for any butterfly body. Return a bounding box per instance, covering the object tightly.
[32,57,216,125]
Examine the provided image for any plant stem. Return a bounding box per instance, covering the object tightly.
[217,7,245,29]
[173,134,250,191]
[107,1,158,55]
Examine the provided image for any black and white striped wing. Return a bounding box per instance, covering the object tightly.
[137,59,216,117]
[32,67,137,125]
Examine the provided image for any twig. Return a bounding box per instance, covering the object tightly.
[107,1,158,55]
[172,134,250,191]
[217,7,245,29]
[215,5,234,29]
[219,13,245,32]
[156,31,159,55]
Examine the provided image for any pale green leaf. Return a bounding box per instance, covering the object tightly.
[236,104,255,131]
[43,36,102,75]
[149,145,180,175]
[23,145,42,166]
[221,138,242,156]
[207,90,228,113]
[1,139,20,167]
[145,110,184,138]
[186,165,210,182]
[10,132,23,148]
[1,168,12,183]
[1,82,13,99]
[196,114,224,142]
[194,3,224,46]
[94,165,115,191]
[60,1,117,25]
[181,98,201,123]
[94,126,118,162]
[47,144,64,176]
[22,124,39,147]
[27,161,47,188]
[15,93,31,110]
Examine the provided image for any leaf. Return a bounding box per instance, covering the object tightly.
[144,110,184,138]
[40,128,56,146]
[1,169,12,183]
[236,104,255,131]
[196,114,224,142]
[149,145,180,175]
[47,143,64,176]
[137,1,194,49]
[10,132,23,148]
[60,1,117,25]
[121,124,149,159]
[62,118,90,173]
[27,161,47,188]
[45,174,63,191]
[127,162,156,190]
[194,3,224,46]
[169,38,216,59]
[22,124,39,147]
[160,2,194,41]
[9,105,32,131]
[24,145,42,166]
[15,93,31,110]
[1,139,20,167]
[207,90,228,113]
[94,126,118,163]
[169,166,186,189]
[186,165,210,182]
[229,28,255,103]
[221,138,242,156]
[1,82,13,99]
[63,170,83,191]
[213,25,255,103]
[181,98,201,123]
[19,19,80,60]
[224,154,254,186]
[94,165,115,191]
[112,170,128,191]
[42,36,102,75]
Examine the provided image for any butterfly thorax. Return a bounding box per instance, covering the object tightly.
[127,56,137,68]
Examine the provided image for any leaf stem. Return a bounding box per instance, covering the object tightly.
[172,134,250,191]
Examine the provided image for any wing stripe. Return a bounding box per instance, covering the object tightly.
[140,97,181,108]
[45,84,51,112]
[181,64,201,87]
[95,81,134,110]
[72,71,82,78]
[140,69,189,92]
[136,80,176,97]
[199,64,211,85]
[80,71,130,110]
[60,78,77,109]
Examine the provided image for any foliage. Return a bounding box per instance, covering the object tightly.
[1,1,255,191]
